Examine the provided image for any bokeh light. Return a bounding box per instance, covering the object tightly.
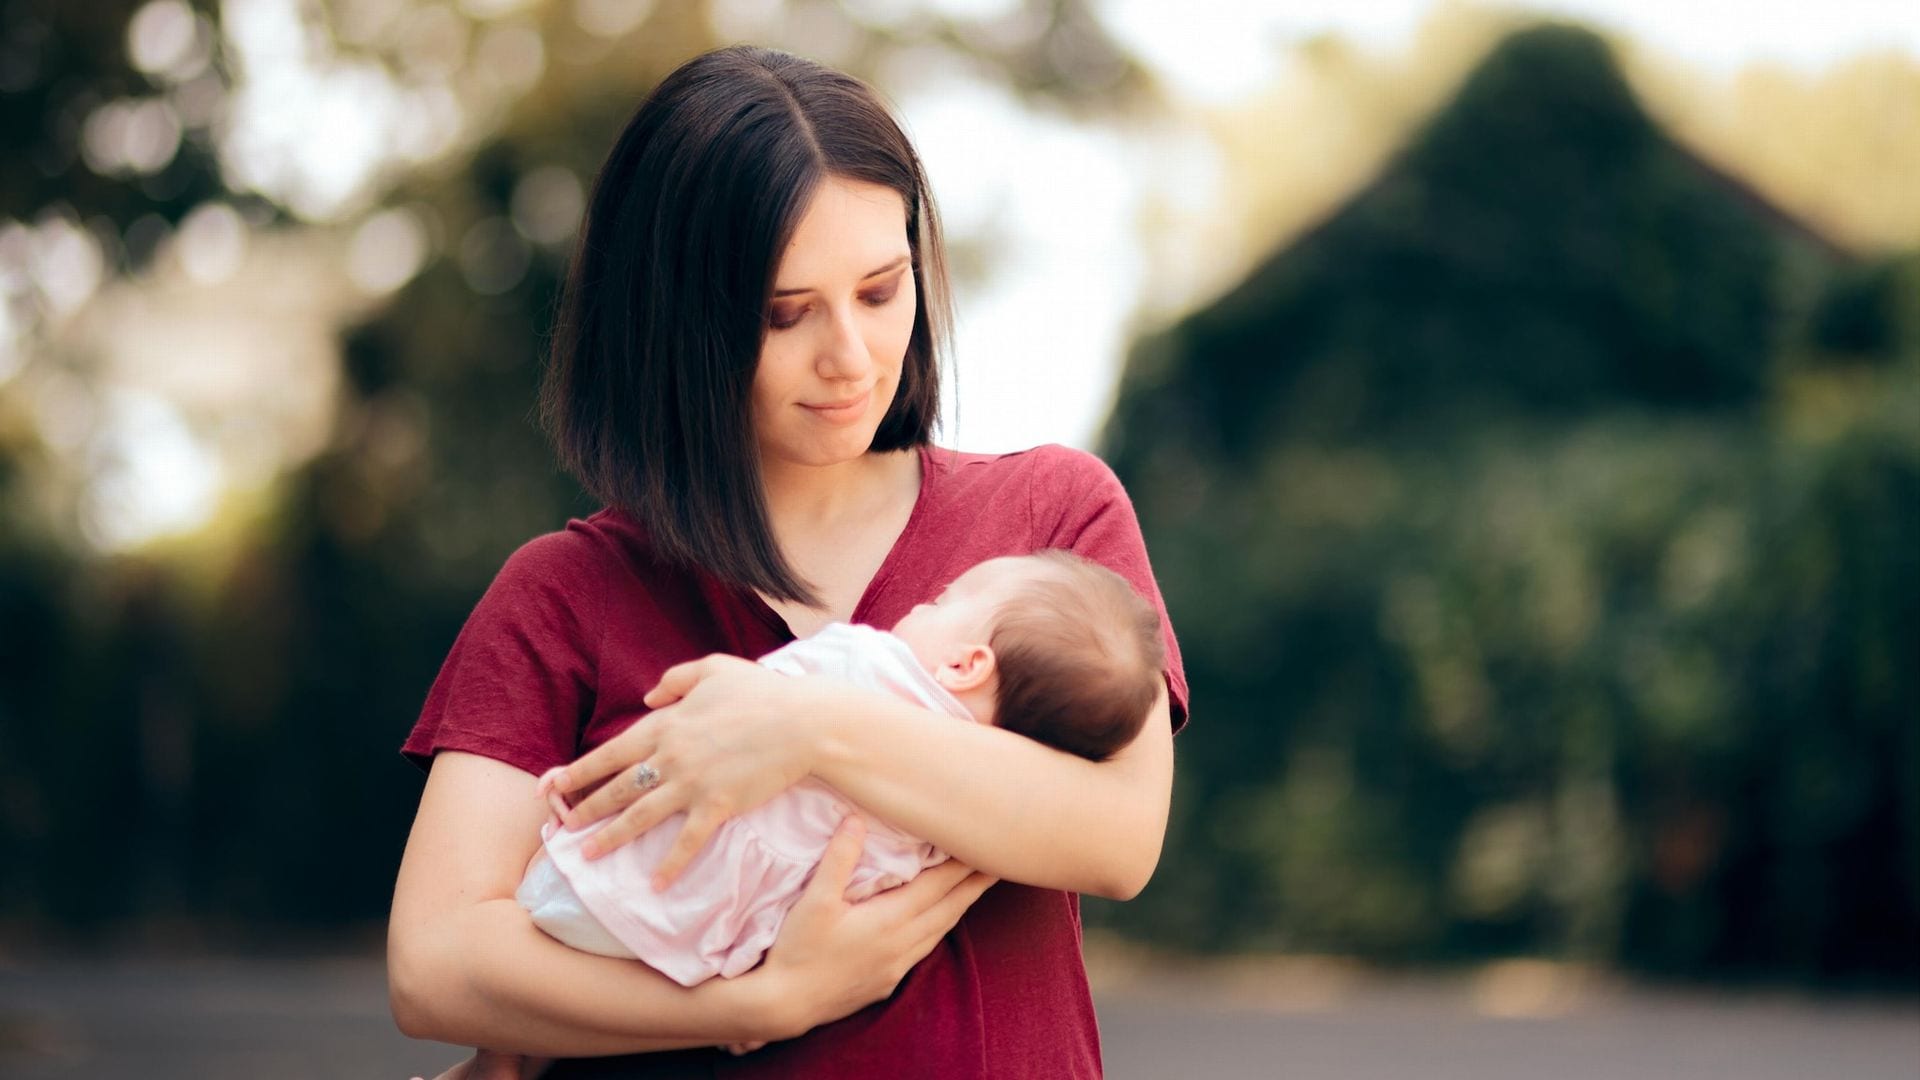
[348,206,432,295]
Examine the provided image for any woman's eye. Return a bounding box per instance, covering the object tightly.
[768,283,899,329]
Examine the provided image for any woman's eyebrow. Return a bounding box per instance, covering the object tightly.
[772,255,910,298]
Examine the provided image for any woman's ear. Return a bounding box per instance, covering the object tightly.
[936,644,996,693]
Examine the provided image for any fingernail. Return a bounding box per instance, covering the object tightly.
[581,841,600,859]
[651,873,668,892]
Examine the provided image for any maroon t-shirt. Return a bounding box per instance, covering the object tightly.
[402,443,1188,1079]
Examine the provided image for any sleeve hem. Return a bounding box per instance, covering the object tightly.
[399,730,562,777]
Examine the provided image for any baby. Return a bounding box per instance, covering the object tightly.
[434,550,1164,1079]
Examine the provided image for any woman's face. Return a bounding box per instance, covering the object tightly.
[751,175,918,470]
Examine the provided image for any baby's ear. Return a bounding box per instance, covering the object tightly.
[939,643,996,692]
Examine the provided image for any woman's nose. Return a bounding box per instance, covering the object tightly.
[814,303,872,381]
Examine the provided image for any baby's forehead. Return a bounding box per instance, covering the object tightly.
[957,554,1048,591]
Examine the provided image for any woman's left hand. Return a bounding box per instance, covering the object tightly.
[536,654,825,888]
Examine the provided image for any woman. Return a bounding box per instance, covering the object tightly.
[388,45,1188,1078]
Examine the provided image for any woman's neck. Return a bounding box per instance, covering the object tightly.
[756,447,925,626]
[760,448,920,538]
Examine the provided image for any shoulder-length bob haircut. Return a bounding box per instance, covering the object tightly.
[540,45,952,605]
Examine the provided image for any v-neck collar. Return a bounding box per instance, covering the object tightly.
[744,442,935,642]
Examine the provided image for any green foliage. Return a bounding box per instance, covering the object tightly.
[1108,25,1815,467]
[1,1,238,245]
[1809,253,1920,363]
[1094,25,1920,981]
[1097,389,1919,977]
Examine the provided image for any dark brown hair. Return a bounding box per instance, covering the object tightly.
[540,46,952,604]
[990,551,1168,762]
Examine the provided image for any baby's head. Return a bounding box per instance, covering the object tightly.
[890,551,1166,762]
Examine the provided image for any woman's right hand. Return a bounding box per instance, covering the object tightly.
[754,815,996,1039]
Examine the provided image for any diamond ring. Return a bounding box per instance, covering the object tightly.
[632,762,662,791]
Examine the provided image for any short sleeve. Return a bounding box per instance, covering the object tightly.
[401,530,610,774]
[1031,444,1191,733]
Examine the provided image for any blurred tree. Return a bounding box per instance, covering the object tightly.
[0,0,232,235]
[1809,253,1920,363]
[1111,24,1839,467]
[1096,24,1919,982]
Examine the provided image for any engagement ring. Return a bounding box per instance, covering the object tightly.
[632,762,662,791]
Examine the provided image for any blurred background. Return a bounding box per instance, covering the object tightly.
[1,0,1916,1076]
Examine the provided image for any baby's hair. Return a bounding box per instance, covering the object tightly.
[989,550,1167,762]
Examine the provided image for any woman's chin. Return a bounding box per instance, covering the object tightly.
[763,427,884,469]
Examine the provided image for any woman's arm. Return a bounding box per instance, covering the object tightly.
[550,663,1174,901]
[390,752,791,1053]
[389,751,992,1054]
[808,680,1173,900]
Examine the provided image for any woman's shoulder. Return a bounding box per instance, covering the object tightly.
[496,511,610,574]
[488,507,665,598]
[925,441,1117,492]
[922,442,1126,537]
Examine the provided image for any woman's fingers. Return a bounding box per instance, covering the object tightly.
[852,859,994,958]
[642,653,749,708]
[648,806,726,889]
[806,815,868,900]
[644,653,765,708]
[539,723,659,803]
[581,774,679,843]
[560,756,668,831]
[909,870,997,944]
[868,856,972,905]
[577,780,685,858]
[641,658,707,709]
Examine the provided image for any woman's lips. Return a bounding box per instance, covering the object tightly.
[800,389,871,424]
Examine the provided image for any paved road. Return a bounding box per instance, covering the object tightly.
[1,953,1914,1079]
